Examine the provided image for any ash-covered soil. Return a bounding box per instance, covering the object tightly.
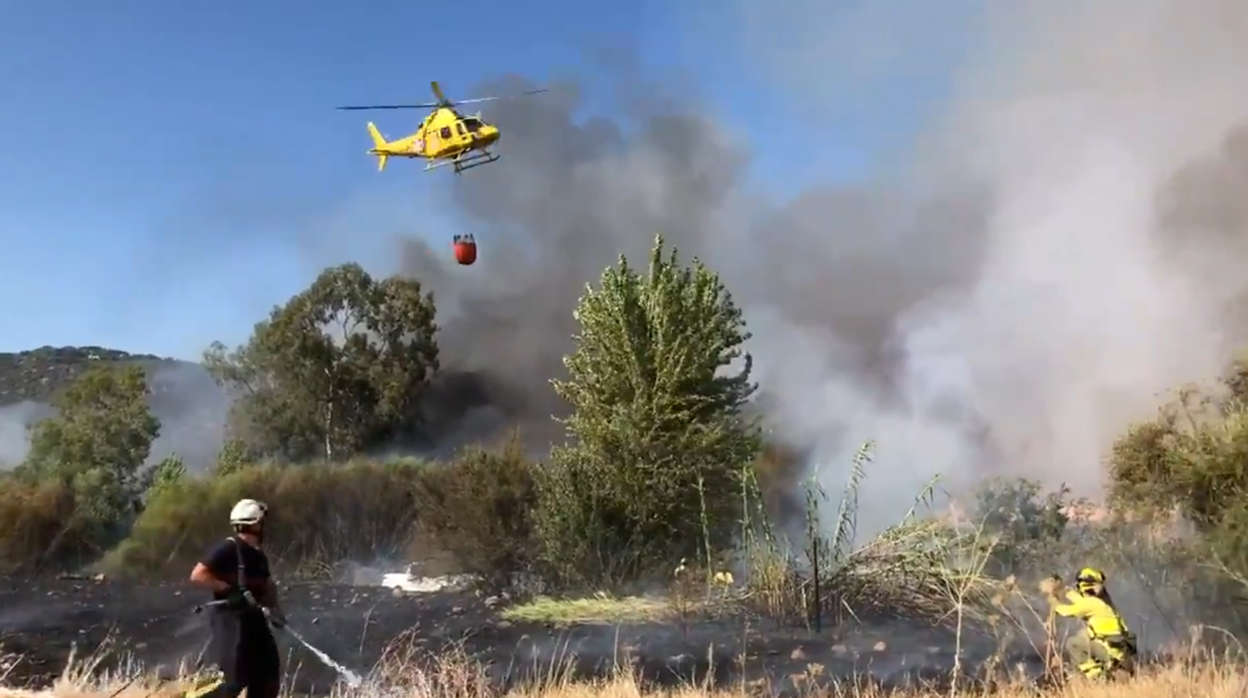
[0,579,1042,696]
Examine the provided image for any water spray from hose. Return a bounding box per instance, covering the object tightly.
[193,600,363,688]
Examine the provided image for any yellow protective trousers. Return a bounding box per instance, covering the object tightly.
[1064,631,1136,679]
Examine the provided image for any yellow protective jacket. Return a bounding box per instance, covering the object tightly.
[1052,589,1131,640]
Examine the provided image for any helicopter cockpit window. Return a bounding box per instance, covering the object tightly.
[456,122,466,135]
[439,126,453,139]
[463,118,482,133]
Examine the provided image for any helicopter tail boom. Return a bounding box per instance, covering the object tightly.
[366,122,390,172]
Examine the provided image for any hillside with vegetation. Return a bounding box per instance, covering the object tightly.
[2,237,1248,694]
[0,346,232,471]
[0,346,187,406]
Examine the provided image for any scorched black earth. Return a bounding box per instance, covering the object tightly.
[0,578,1037,696]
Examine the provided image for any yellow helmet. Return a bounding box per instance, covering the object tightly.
[1076,567,1105,594]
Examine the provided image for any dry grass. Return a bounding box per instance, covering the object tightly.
[1,656,1245,698]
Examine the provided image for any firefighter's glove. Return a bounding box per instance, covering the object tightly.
[223,586,254,612]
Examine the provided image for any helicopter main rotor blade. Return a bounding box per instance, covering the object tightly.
[337,103,440,111]
[446,89,551,106]
[337,88,548,112]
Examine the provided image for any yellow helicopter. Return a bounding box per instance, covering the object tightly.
[337,81,547,174]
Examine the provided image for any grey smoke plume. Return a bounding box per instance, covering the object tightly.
[0,401,54,468]
[143,362,230,470]
[395,0,1248,536]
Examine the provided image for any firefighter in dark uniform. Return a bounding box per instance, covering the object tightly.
[188,499,286,698]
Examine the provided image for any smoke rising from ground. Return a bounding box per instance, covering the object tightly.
[862,0,1248,505]
[0,401,53,467]
[143,362,231,469]
[398,0,1248,536]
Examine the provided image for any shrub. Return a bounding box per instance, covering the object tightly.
[1108,389,1248,536]
[0,475,93,576]
[1107,386,1248,633]
[737,451,1000,629]
[102,459,425,579]
[412,435,540,587]
[972,477,1072,575]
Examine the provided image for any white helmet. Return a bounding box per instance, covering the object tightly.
[229,499,268,526]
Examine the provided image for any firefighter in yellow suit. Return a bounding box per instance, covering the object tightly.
[1046,568,1138,679]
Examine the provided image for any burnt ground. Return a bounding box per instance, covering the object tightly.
[0,579,1047,696]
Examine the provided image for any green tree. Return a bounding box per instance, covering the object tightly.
[205,263,439,461]
[17,364,161,548]
[537,235,762,585]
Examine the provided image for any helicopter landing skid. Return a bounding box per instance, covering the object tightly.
[426,150,500,174]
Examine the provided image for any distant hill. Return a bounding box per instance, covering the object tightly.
[0,345,191,405]
[0,346,228,470]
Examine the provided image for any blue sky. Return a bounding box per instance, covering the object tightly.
[0,1,976,361]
